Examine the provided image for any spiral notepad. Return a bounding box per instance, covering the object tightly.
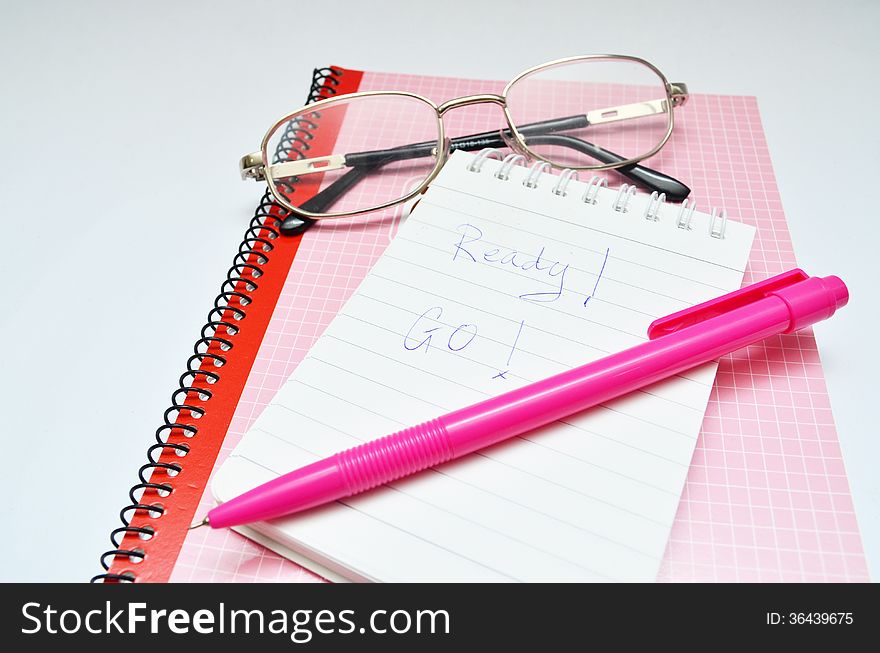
[210,150,755,581]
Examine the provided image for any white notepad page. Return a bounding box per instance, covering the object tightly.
[213,151,756,582]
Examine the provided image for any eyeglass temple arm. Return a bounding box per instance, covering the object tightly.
[284,114,686,197]
[299,116,681,187]
[444,122,690,202]
[340,115,588,167]
[275,165,380,236]
[519,133,690,201]
[264,114,671,175]
[276,116,690,235]
[320,115,676,176]
[277,118,593,235]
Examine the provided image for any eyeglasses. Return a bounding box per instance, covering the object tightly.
[240,55,690,235]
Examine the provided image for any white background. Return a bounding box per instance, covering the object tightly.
[0,0,877,582]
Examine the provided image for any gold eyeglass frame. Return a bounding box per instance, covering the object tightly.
[240,54,689,221]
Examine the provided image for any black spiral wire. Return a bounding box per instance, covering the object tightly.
[91,67,343,582]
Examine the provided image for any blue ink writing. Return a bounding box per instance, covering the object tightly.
[494,319,526,380]
[583,247,611,308]
[506,320,525,366]
[403,307,527,382]
[403,306,443,353]
[403,306,479,354]
[451,224,481,263]
[448,323,478,351]
[453,223,570,303]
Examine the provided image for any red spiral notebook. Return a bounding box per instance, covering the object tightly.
[97,65,867,582]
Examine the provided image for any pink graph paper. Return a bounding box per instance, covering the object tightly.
[172,69,867,582]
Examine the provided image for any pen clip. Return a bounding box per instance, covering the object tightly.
[647,269,810,339]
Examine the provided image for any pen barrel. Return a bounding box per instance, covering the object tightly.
[444,294,800,457]
[209,419,455,528]
[335,418,455,495]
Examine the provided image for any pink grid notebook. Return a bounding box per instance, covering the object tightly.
[172,69,867,582]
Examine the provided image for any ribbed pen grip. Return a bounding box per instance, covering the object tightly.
[335,418,454,495]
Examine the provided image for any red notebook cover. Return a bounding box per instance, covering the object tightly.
[97,66,364,582]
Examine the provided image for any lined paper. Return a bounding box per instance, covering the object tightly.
[212,151,755,581]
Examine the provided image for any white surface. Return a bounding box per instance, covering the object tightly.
[0,0,876,582]
[212,151,754,582]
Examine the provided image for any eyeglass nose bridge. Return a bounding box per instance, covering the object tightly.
[436,93,532,159]
[437,94,506,116]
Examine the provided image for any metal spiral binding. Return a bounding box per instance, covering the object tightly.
[677,198,697,230]
[612,184,637,213]
[494,153,526,181]
[582,176,607,204]
[552,169,578,197]
[709,208,728,239]
[91,67,344,583]
[467,148,728,238]
[467,148,503,173]
[522,161,550,189]
[643,191,666,222]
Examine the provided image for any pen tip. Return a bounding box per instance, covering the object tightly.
[189,515,210,530]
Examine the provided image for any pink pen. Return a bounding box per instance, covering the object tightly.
[197,269,848,530]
